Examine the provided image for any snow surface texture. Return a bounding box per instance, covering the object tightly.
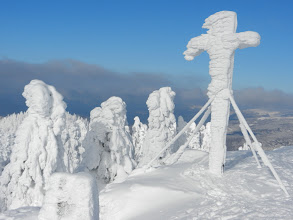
[0,80,67,211]
[1,146,293,219]
[140,87,177,166]
[100,146,293,220]
[0,112,27,175]
[131,116,147,163]
[184,11,260,175]
[38,172,99,220]
[82,97,135,185]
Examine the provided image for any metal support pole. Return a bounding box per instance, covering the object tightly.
[229,93,289,196]
[239,122,261,168]
[166,107,211,165]
[145,96,215,169]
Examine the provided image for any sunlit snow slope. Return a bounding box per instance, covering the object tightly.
[100,147,293,220]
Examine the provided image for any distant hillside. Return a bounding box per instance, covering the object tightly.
[227,109,293,150]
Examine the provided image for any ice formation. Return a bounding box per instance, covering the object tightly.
[140,87,177,166]
[82,97,135,184]
[131,116,147,163]
[184,11,260,175]
[38,172,99,220]
[0,80,66,211]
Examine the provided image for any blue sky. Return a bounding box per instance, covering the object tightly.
[0,0,292,120]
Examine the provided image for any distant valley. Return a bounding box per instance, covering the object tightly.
[227,109,293,150]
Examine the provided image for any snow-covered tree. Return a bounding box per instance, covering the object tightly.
[0,112,27,174]
[82,97,135,185]
[200,122,211,152]
[0,80,66,211]
[140,87,177,166]
[61,113,89,173]
[175,116,210,152]
[188,122,201,150]
[238,143,249,151]
[131,116,147,163]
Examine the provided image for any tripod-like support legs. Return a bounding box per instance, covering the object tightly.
[145,89,289,196]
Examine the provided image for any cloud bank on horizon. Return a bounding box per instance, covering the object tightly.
[1,59,293,122]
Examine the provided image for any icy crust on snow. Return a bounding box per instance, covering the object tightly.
[140,87,177,166]
[38,172,99,220]
[100,146,293,220]
[83,96,135,184]
[183,11,260,175]
[131,116,147,163]
[0,80,66,211]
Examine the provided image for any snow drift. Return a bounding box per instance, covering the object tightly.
[100,146,293,220]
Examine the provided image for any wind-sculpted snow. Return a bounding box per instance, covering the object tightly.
[132,116,147,163]
[0,80,66,211]
[38,172,99,220]
[184,11,260,175]
[82,97,135,185]
[0,112,27,175]
[140,87,177,166]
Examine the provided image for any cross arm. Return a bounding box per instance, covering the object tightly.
[236,31,261,49]
[183,34,209,61]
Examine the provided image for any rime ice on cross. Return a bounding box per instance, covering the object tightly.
[184,11,260,175]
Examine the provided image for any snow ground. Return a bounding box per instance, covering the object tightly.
[100,147,293,220]
[1,147,293,219]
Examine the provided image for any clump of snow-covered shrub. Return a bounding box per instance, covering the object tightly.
[82,97,135,185]
[131,116,147,163]
[139,87,177,166]
[0,112,27,174]
[38,172,99,220]
[0,80,66,211]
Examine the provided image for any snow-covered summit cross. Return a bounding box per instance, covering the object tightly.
[184,11,260,175]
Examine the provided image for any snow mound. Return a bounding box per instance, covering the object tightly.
[38,172,99,220]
